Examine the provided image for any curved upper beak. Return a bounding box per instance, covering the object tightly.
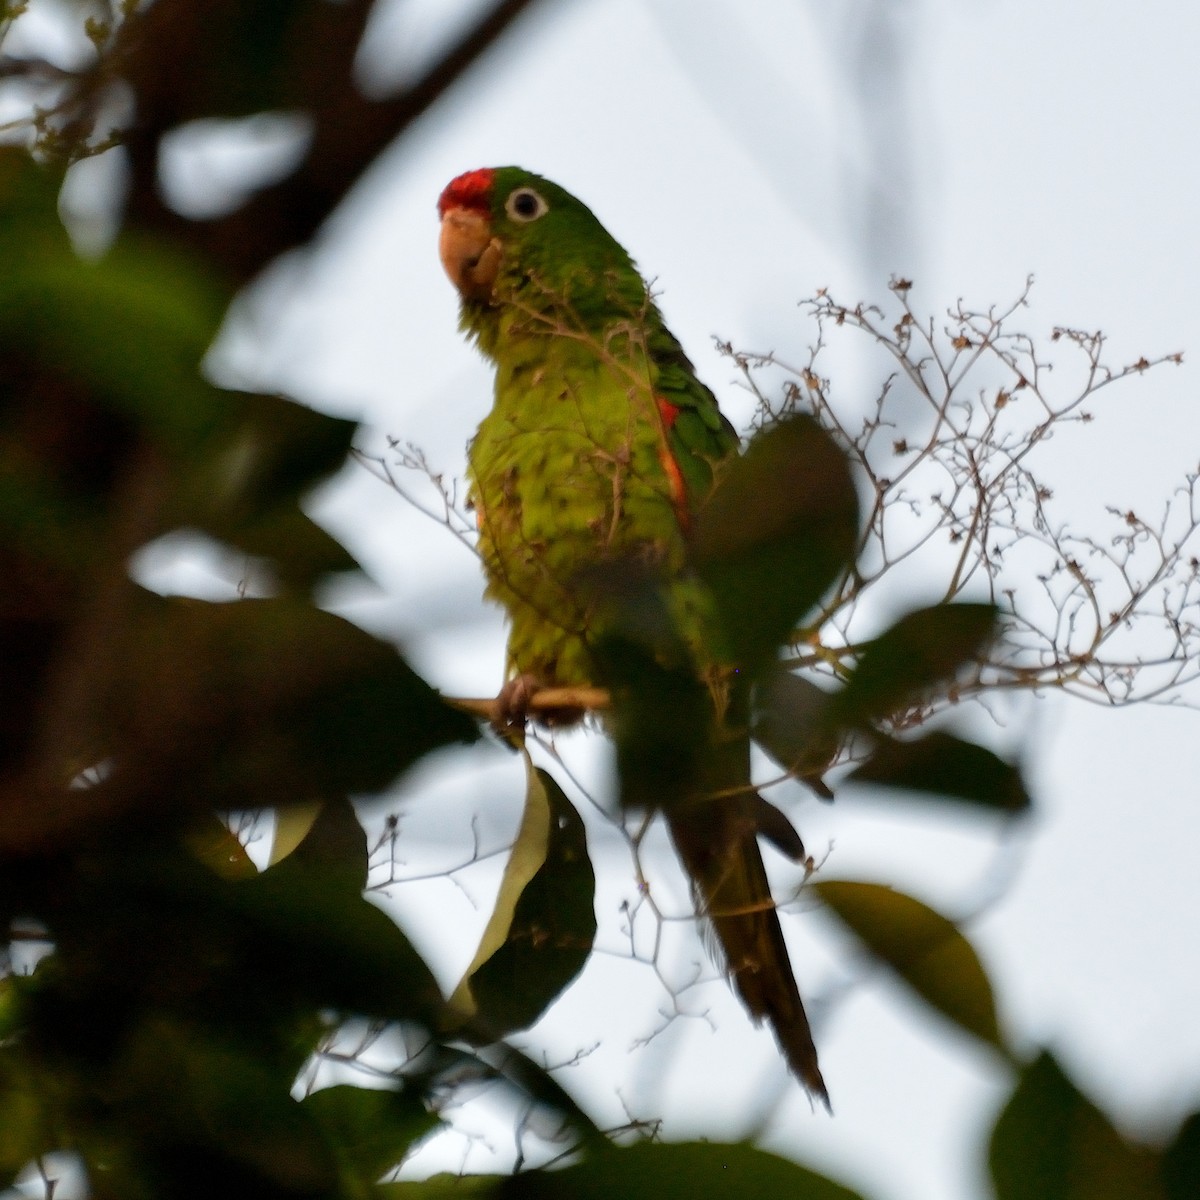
[439,207,503,302]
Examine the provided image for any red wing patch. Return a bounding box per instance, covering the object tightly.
[655,396,690,530]
[657,396,682,428]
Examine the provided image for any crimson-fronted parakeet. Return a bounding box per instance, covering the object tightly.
[438,166,828,1104]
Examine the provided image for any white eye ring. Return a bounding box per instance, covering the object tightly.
[505,187,549,222]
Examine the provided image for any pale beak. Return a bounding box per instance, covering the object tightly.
[439,207,503,302]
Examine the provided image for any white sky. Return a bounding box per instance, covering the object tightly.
[196,2,1200,1198]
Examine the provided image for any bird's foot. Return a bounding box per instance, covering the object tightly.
[492,675,586,743]
[493,673,541,742]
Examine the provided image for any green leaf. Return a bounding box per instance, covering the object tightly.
[175,390,362,585]
[0,1047,50,1187]
[116,1014,340,1194]
[210,391,358,508]
[815,880,1004,1049]
[836,602,999,723]
[847,730,1031,815]
[604,649,711,813]
[1163,1110,1200,1200]
[185,816,258,880]
[302,1085,440,1198]
[691,415,859,671]
[0,148,70,258]
[270,801,325,867]
[495,1141,868,1200]
[241,830,443,1025]
[41,823,443,1036]
[990,1051,1164,1200]
[268,796,370,892]
[752,666,839,796]
[206,501,362,586]
[378,1175,502,1200]
[100,594,477,815]
[447,755,596,1039]
[1,237,230,450]
[585,559,713,811]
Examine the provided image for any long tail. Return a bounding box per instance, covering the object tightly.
[665,715,829,1107]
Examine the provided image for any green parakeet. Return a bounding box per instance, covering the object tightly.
[438,166,828,1104]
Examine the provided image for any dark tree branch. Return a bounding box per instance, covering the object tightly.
[104,0,552,286]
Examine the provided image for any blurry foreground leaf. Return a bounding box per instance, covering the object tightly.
[177,390,362,588]
[836,603,998,724]
[847,730,1031,815]
[302,1084,441,1199]
[271,801,326,867]
[691,415,859,671]
[103,594,477,814]
[990,1051,1164,1200]
[0,154,226,451]
[1163,1110,1200,1200]
[496,1141,868,1200]
[0,1047,46,1188]
[244,823,441,1026]
[116,1015,340,1195]
[379,1174,501,1200]
[816,880,1004,1050]
[185,816,258,880]
[588,563,711,811]
[753,666,839,796]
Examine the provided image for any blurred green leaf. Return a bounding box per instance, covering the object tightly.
[176,390,362,586]
[209,391,358,508]
[847,730,1031,815]
[0,1047,49,1187]
[185,816,258,881]
[197,494,361,586]
[495,1141,868,1200]
[240,834,443,1026]
[0,148,70,256]
[752,792,808,860]
[753,666,839,796]
[270,801,325,867]
[1,238,229,452]
[588,563,711,811]
[990,1051,1164,1200]
[269,796,369,892]
[99,594,477,815]
[379,1175,502,1200]
[302,1085,441,1198]
[836,603,998,724]
[1163,1110,1200,1200]
[448,756,596,1038]
[32,817,441,1046]
[815,880,1004,1050]
[115,1014,339,1195]
[691,415,858,671]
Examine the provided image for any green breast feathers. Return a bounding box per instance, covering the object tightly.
[438,166,737,686]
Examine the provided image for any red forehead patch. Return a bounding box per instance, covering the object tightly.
[437,168,495,218]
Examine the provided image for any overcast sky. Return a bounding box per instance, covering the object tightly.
[179,3,1200,1197]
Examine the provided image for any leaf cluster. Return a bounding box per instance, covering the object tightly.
[1,3,1197,1199]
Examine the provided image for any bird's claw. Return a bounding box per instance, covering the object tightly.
[492,675,586,742]
[493,673,541,743]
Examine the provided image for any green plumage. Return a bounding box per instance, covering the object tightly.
[458,169,735,685]
[442,166,827,1103]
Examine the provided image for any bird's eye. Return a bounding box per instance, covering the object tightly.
[505,187,549,222]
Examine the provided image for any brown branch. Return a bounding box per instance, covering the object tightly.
[110,0,554,286]
[445,686,611,725]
